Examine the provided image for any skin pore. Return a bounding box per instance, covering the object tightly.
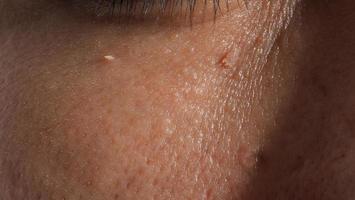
[1,0,355,199]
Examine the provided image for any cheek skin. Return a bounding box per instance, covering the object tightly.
[0,1,297,200]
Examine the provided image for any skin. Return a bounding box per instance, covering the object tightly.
[0,0,355,199]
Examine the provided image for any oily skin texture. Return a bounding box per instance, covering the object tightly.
[1,0,355,199]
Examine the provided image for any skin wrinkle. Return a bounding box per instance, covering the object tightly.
[0,0,299,200]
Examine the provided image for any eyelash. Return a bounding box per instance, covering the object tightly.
[94,0,230,18]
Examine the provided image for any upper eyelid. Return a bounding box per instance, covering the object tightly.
[92,0,233,17]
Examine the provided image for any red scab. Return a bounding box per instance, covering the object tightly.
[218,51,230,69]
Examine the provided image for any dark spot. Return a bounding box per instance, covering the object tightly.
[331,153,346,162]
[256,152,268,169]
[290,155,305,172]
[114,194,120,200]
[146,158,153,165]
[126,176,136,189]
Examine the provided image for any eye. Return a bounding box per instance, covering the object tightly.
[75,0,244,24]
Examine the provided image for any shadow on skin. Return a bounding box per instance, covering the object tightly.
[243,1,355,199]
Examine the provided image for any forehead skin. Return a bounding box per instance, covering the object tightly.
[4,0,355,200]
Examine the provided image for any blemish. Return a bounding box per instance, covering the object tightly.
[217,51,230,69]
[237,144,258,169]
[153,178,159,186]
[256,151,267,168]
[86,180,93,186]
[93,55,117,66]
[104,55,115,61]
[205,188,213,199]
[114,194,119,200]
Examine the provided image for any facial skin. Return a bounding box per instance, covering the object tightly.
[1,0,355,199]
